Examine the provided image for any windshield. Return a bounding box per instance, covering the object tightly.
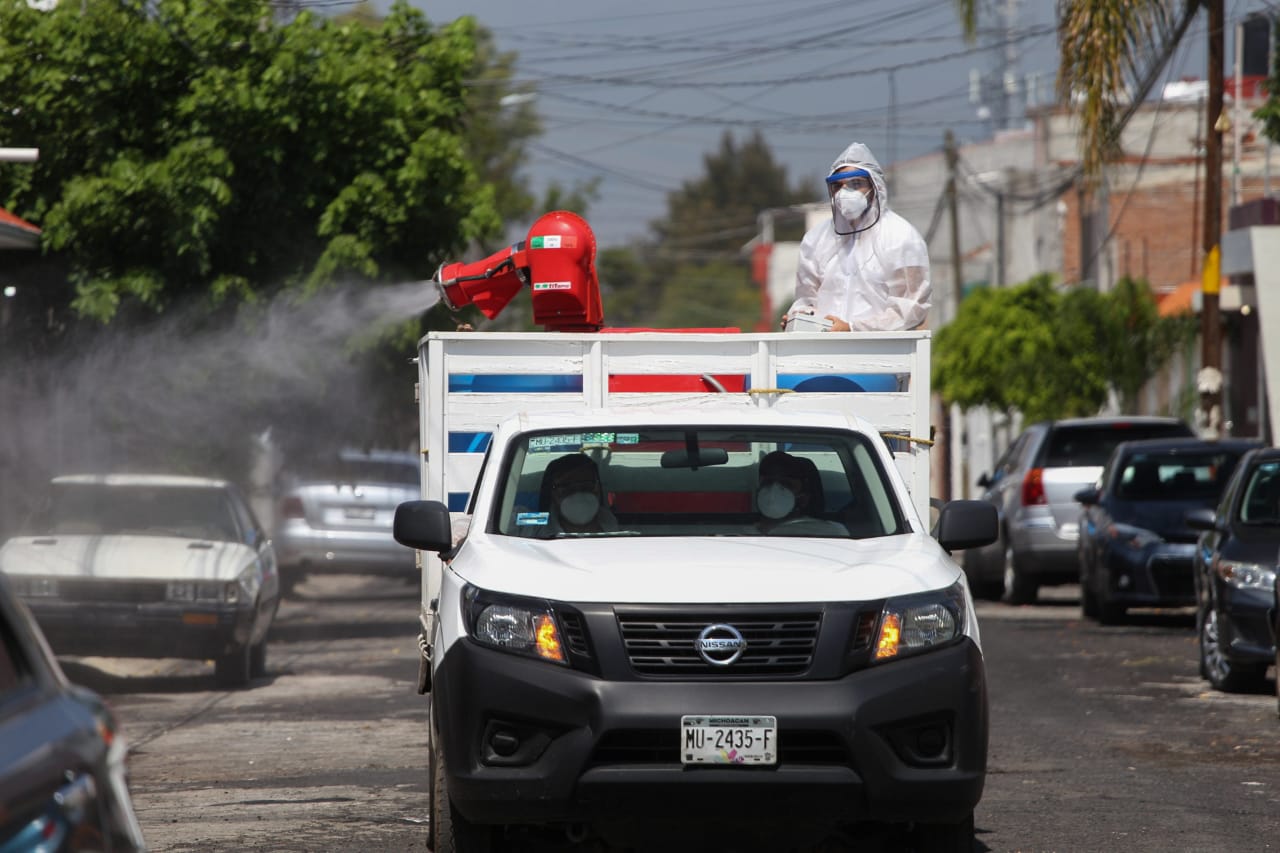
[1113,450,1243,502]
[1239,460,1280,525]
[1044,423,1192,467]
[492,427,907,540]
[41,483,241,542]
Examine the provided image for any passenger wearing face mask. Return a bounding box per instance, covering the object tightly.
[783,141,931,332]
[755,451,848,536]
[540,453,618,536]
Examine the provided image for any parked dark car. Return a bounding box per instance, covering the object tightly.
[1187,447,1280,693]
[0,571,146,851]
[963,416,1196,603]
[1074,438,1260,624]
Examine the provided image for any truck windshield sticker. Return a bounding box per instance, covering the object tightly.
[529,432,624,451]
[516,512,550,526]
[530,434,584,452]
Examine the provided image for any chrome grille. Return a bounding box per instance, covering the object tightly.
[55,578,168,603]
[1148,555,1194,599]
[618,612,821,676]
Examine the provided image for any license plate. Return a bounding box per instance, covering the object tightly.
[344,507,376,520]
[680,715,776,765]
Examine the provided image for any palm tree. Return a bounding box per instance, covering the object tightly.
[957,0,1201,179]
[956,0,1223,426]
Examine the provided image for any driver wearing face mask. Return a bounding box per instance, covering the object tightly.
[783,141,931,332]
[541,453,618,536]
[755,451,848,536]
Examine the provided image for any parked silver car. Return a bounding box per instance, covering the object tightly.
[0,474,280,688]
[963,416,1195,603]
[274,448,420,593]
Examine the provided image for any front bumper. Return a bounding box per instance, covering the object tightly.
[1101,545,1196,608]
[1010,512,1079,582]
[433,637,988,832]
[24,599,256,660]
[1215,584,1277,664]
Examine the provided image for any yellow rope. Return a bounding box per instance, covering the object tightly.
[881,433,935,447]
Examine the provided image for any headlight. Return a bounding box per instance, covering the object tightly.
[1215,560,1276,591]
[1106,523,1162,550]
[873,581,967,664]
[166,576,249,604]
[462,585,566,664]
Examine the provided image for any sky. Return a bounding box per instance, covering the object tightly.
[386,0,1271,248]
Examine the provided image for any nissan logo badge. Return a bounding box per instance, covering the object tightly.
[696,624,746,666]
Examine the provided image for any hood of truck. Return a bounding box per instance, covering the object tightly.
[0,535,257,581]
[450,533,960,603]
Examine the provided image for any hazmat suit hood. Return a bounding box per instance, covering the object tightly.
[787,139,932,331]
[828,141,889,234]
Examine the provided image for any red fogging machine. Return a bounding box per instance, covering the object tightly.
[434,210,603,332]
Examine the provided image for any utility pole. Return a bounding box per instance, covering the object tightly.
[945,130,962,323]
[935,129,963,503]
[1199,0,1225,437]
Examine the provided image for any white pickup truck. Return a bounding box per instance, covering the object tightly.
[393,330,997,853]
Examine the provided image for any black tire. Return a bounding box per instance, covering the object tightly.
[1274,640,1279,720]
[1002,544,1037,605]
[249,640,268,678]
[909,811,974,853]
[1200,605,1267,693]
[427,708,438,852]
[1097,598,1126,626]
[279,567,305,597]
[432,735,494,853]
[214,644,251,688]
[1080,575,1100,620]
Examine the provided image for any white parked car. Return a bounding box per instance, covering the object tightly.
[0,474,280,688]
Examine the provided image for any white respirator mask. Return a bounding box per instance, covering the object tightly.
[835,187,869,222]
[756,483,797,520]
[559,491,601,527]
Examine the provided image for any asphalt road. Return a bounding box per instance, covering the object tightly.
[59,577,1280,852]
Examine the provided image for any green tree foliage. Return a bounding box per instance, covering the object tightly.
[0,0,504,321]
[935,275,1194,421]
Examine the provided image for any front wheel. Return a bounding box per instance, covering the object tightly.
[1080,571,1100,620]
[1002,544,1037,605]
[909,812,975,853]
[432,737,496,853]
[1201,605,1267,693]
[249,640,268,679]
[214,644,251,688]
[1274,640,1280,719]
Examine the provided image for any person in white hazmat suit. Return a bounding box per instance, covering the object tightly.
[784,141,931,331]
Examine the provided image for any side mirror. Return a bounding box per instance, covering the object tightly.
[1184,507,1219,533]
[393,500,454,553]
[1074,487,1100,506]
[976,473,992,489]
[934,500,999,552]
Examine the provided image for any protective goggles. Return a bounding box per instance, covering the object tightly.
[825,168,872,194]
